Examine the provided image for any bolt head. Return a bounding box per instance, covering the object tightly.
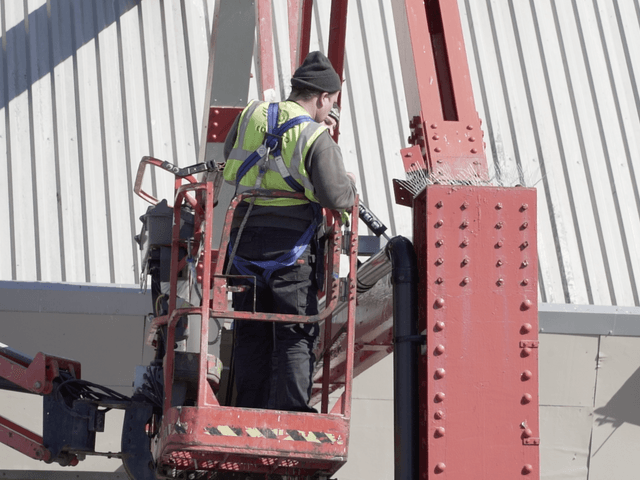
[435,321,445,331]
[434,297,445,308]
[434,344,445,355]
[435,368,446,379]
[521,323,533,334]
[522,393,533,404]
[435,427,446,437]
[522,464,533,475]
[435,462,446,473]
[434,392,446,402]
[521,370,533,380]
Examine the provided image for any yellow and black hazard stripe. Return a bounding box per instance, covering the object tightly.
[204,426,342,445]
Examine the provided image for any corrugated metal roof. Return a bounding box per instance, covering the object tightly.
[1,0,639,307]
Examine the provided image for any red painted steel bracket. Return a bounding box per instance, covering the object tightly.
[207,107,244,143]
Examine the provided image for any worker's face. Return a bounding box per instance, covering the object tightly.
[316,91,340,123]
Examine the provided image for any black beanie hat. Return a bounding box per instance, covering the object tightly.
[291,51,341,93]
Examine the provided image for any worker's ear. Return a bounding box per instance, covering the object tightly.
[316,92,329,109]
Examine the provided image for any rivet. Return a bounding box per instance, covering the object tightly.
[522,299,533,310]
[212,121,219,128]
[521,323,532,334]
[213,109,220,115]
[435,321,445,331]
[434,298,445,308]
[522,464,533,475]
[461,201,469,210]
[496,259,503,267]
[436,200,443,208]
[462,277,470,285]
[434,344,445,355]
[521,279,530,286]
[436,159,443,164]
[496,221,504,229]
[435,463,446,473]
[434,427,446,437]
[434,409,445,419]
[435,258,444,266]
[496,202,503,209]
[435,368,446,379]
[522,393,533,404]
[461,238,469,247]
[436,239,444,247]
[470,148,478,154]
[432,134,440,140]
[435,277,444,284]
[521,221,529,229]
[434,392,446,402]
[461,220,469,228]
[521,370,533,380]
[434,147,442,153]
[431,123,438,129]
[522,347,532,357]
[461,257,469,266]
[211,134,217,140]
[521,241,529,249]
[496,278,504,286]
[435,219,444,228]
[521,260,529,268]
[404,152,413,158]
[467,125,474,130]
[496,240,504,248]
[521,203,529,211]
[34,381,42,390]
[468,136,476,142]
[473,160,480,165]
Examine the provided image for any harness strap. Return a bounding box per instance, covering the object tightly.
[230,202,322,286]
[236,103,312,192]
[230,102,320,285]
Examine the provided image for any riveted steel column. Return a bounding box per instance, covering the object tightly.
[414,185,539,479]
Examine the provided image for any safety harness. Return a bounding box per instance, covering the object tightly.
[228,103,323,286]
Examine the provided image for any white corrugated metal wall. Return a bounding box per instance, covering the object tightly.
[2,0,639,309]
[0,0,213,285]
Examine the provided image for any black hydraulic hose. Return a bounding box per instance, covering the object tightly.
[386,236,419,480]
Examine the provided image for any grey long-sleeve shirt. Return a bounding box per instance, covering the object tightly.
[223,106,356,231]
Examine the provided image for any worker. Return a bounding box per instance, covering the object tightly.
[324,102,340,135]
[222,51,356,412]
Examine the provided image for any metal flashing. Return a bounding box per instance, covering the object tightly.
[539,303,640,337]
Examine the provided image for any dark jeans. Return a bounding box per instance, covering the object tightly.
[229,226,320,412]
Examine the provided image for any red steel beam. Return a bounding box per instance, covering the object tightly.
[414,185,539,479]
[298,0,314,65]
[394,0,487,181]
[288,0,302,73]
[256,0,276,99]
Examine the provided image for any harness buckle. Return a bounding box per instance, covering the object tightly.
[264,131,283,151]
[256,144,268,158]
